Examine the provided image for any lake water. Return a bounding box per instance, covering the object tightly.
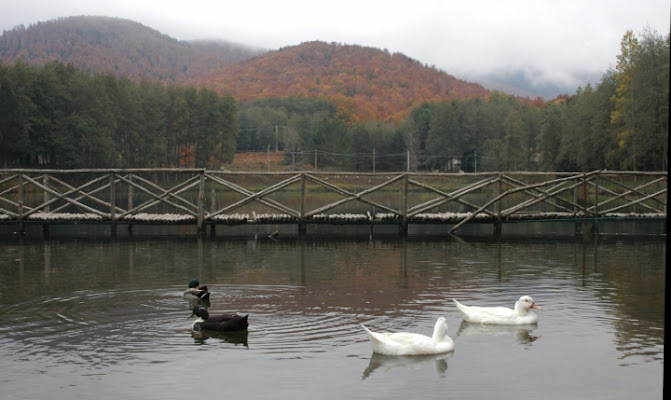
[0,229,665,399]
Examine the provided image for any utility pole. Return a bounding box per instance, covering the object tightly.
[275,125,278,153]
[373,148,376,173]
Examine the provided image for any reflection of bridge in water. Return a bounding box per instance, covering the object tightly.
[1,169,666,237]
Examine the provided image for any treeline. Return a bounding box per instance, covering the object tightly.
[0,61,238,168]
[540,29,669,172]
[1,29,667,172]
[238,93,539,172]
[238,29,668,172]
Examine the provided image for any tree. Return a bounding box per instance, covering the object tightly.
[502,110,526,170]
[400,103,434,171]
[425,101,460,171]
[538,103,564,170]
[0,62,37,166]
[610,30,640,169]
[633,28,669,170]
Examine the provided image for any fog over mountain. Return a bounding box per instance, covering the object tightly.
[1,0,668,99]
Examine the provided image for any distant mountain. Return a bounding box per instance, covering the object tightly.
[194,41,493,123]
[1,16,539,123]
[0,16,264,82]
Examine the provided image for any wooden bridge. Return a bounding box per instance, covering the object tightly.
[0,169,666,237]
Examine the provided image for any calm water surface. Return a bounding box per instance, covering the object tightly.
[0,231,665,399]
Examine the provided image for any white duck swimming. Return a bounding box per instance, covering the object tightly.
[361,317,455,356]
[453,295,541,325]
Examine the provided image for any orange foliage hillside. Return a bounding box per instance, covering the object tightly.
[194,41,491,124]
[2,18,522,124]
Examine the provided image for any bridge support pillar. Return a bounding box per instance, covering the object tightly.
[398,221,408,237]
[493,220,502,237]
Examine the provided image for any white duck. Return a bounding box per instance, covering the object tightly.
[361,317,455,356]
[453,295,541,325]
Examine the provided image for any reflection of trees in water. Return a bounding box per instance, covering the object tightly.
[9,233,665,364]
[579,239,666,361]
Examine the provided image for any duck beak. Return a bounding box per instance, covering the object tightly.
[188,313,195,319]
[531,302,542,310]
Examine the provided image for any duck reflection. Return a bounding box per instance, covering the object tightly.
[456,321,539,344]
[191,330,249,347]
[362,352,452,380]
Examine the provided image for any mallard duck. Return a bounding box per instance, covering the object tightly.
[183,279,210,300]
[361,317,455,356]
[189,306,249,332]
[453,295,542,325]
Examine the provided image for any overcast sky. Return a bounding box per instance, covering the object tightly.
[2,0,669,95]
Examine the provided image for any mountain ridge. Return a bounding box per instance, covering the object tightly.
[0,16,265,82]
[0,16,543,123]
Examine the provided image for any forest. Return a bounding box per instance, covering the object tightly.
[0,61,238,168]
[0,28,668,172]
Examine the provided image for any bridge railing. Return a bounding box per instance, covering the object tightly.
[0,169,666,234]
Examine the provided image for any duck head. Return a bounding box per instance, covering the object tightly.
[188,279,200,289]
[515,296,541,314]
[432,317,449,341]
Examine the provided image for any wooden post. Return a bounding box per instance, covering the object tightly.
[493,174,502,236]
[574,176,580,234]
[210,188,216,237]
[298,173,307,235]
[43,175,50,212]
[592,173,600,234]
[573,182,578,214]
[127,174,133,235]
[582,173,590,240]
[18,172,24,234]
[594,173,599,218]
[197,170,205,235]
[399,173,408,236]
[42,174,50,237]
[110,172,116,236]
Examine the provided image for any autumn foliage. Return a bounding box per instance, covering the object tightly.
[1,16,666,172]
[196,41,490,124]
[1,17,494,125]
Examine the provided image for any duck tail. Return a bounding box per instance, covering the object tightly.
[452,298,467,314]
[361,324,383,343]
